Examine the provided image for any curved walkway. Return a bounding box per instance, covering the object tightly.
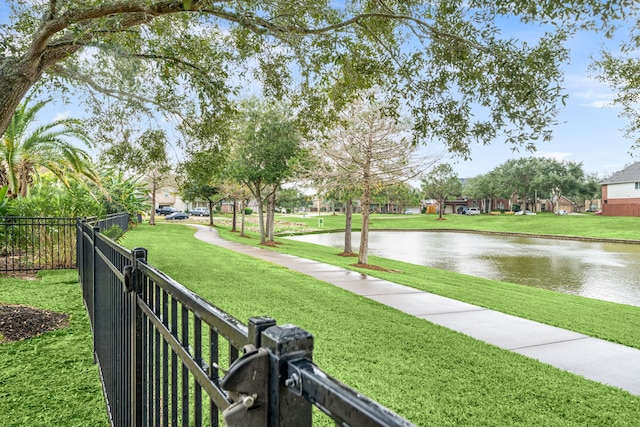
[192,224,640,395]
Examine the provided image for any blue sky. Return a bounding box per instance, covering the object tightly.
[1,3,636,179]
[443,21,636,179]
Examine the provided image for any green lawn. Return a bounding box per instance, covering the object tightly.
[3,212,639,426]
[275,211,640,240]
[0,271,108,427]
[121,223,640,426]
[214,217,640,350]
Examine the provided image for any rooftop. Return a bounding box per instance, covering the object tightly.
[601,162,640,185]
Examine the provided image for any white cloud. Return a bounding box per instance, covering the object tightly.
[581,100,614,108]
[533,151,572,161]
[53,111,70,121]
[565,74,617,108]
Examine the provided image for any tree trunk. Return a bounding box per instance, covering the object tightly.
[358,184,371,265]
[254,188,267,245]
[266,187,278,243]
[266,194,275,243]
[257,197,266,244]
[18,162,31,197]
[245,182,267,244]
[438,197,444,219]
[231,199,237,232]
[240,199,247,237]
[207,199,214,226]
[343,197,354,255]
[0,60,46,139]
[150,179,157,225]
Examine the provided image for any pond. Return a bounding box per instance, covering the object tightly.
[285,231,640,307]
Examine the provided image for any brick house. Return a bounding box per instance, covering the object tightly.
[601,162,640,216]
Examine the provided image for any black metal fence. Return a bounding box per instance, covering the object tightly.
[86,213,131,234]
[77,217,415,427]
[0,213,130,274]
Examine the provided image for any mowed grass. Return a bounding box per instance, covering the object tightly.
[287,211,640,240]
[123,223,640,426]
[215,221,640,350]
[0,271,108,427]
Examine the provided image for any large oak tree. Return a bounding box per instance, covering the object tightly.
[0,0,630,159]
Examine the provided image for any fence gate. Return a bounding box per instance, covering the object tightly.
[77,218,416,427]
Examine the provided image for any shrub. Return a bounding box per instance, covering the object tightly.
[102,225,125,242]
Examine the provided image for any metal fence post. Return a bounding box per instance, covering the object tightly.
[248,317,277,348]
[91,226,99,362]
[125,247,148,427]
[76,218,82,283]
[262,325,314,427]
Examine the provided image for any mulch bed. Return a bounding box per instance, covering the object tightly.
[0,304,69,343]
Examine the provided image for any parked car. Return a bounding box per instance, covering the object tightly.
[191,207,210,216]
[595,210,603,215]
[156,206,177,215]
[515,210,536,215]
[556,209,568,215]
[467,207,481,215]
[165,211,189,220]
[457,206,469,214]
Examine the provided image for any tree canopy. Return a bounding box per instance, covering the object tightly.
[229,98,302,244]
[461,157,591,212]
[312,94,438,264]
[1,0,632,160]
[421,163,463,219]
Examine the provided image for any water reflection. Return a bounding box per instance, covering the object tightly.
[286,231,640,306]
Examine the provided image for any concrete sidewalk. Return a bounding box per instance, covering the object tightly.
[191,225,640,395]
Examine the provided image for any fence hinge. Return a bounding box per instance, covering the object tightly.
[123,265,141,294]
[220,347,270,427]
[124,247,148,294]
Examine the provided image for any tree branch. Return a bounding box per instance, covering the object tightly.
[50,64,189,123]
[199,7,486,52]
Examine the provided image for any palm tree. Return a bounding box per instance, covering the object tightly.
[1,96,97,198]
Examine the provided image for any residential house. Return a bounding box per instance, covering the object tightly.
[601,162,640,216]
[444,197,469,214]
[154,185,187,212]
[447,197,512,213]
[535,195,576,214]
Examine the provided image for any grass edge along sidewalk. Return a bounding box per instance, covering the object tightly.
[0,270,109,427]
[210,223,640,351]
[123,223,640,426]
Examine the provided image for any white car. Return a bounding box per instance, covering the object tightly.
[191,207,210,216]
[515,210,536,215]
[556,209,568,215]
[467,208,481,215]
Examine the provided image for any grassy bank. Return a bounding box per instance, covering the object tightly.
[202,210,640,240]
[0,271,108,427]
[212,221,640,350]
[123,223,640,426]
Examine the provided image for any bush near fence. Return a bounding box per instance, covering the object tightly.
[0,213,129,275]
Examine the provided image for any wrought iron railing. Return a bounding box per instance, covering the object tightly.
[0,216,76,273]
[0,213,129,274]
[77,217,415,427]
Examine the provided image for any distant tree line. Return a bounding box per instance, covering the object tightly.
[460,158,601,213]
